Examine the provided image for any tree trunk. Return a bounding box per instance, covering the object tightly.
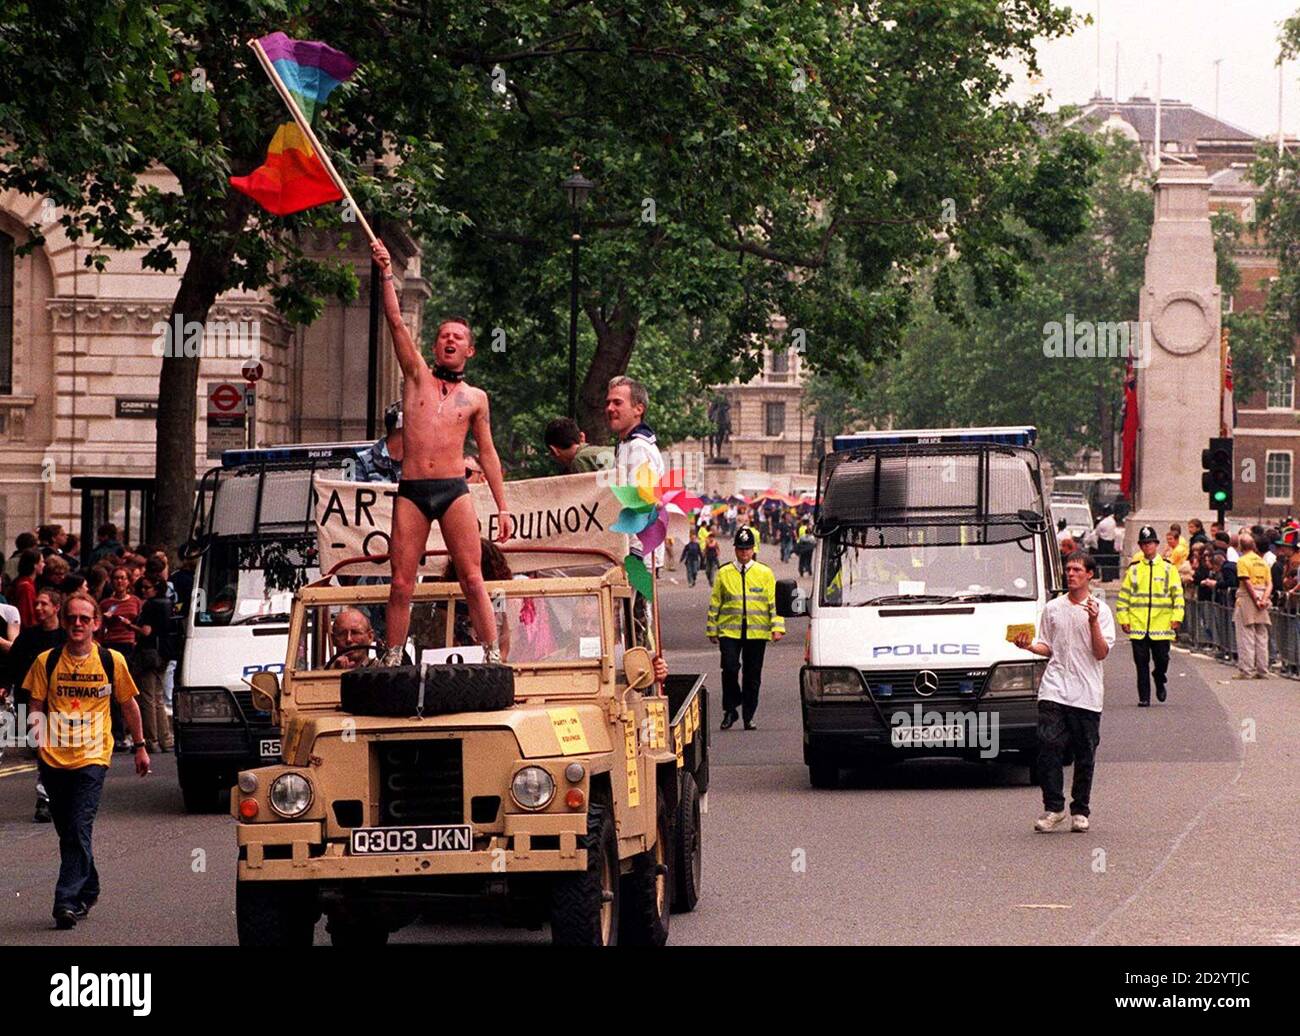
[152,198,252,552]
[577,299,640,442]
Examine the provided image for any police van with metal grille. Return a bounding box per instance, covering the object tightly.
[776,427,1062,788]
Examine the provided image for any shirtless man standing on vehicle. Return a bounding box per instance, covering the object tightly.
[371,240,511,665]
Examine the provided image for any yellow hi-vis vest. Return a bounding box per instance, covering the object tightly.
[1115,555,1184,639]
[706,561,784,640]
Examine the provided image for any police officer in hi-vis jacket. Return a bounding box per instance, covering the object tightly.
[706,527,783,730]
[1116,525,1184,706]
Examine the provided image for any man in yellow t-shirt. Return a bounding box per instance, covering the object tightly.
[23,591,148,930]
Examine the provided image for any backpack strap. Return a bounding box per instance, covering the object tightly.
[44,644,63,682]
[98,645,116,687]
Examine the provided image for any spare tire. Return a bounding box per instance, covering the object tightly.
[340,663,515,717]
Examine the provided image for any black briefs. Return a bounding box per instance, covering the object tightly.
[397,477,470,522]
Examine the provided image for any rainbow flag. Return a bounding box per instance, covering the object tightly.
[229,32,358,216]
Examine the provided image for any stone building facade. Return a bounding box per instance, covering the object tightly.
[0,175,423,552]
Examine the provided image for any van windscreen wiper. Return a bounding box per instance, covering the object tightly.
[858,594,953,606]
[938,592,1036,603]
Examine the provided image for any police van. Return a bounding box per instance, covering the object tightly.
[777,426,1061,788]
[173,442,367,811]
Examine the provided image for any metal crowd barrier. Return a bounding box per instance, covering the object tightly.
[1176,594,1300,677]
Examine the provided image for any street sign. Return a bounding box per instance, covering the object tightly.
[242,360,264,383]
[115,397,158,419]
[207,380,248,459]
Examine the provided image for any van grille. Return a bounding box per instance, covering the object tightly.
[378,740,464,826]
[862,668,988,702]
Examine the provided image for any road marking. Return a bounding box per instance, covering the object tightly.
[1083,762,1245,945]
[0,763,37,778]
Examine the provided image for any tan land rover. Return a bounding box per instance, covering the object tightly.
[233,547,707,946]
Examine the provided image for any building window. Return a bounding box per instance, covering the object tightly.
[1265,450,1293,504]
[765,401,785,437]
[0,230,13,394]
[1267,357,1295,410]
[763,454,785,474]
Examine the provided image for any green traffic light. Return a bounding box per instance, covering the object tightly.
[1213,491,1228,502]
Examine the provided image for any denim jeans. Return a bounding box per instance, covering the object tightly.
[39,761,108,913]
[1036,700,1101,816]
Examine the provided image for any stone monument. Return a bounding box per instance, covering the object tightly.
[1123,163,1223,557]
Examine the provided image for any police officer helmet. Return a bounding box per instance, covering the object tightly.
[733,527,756,550]
[1138,525,1159,544]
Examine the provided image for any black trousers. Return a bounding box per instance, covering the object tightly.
[1036,701,1101,816]
[1130,636,1170,703]
[39,761,107,914]
[719,637,767,722]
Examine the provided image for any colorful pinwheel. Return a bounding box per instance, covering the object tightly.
[611,464,703,597]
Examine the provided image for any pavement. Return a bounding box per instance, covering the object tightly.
[1,550,1297,945]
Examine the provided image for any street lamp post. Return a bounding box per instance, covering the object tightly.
[562,166,595,419]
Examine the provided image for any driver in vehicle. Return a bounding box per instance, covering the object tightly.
[330,607,374,670]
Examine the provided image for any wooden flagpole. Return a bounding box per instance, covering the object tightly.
[247,37,378,247]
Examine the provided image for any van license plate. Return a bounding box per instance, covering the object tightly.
[259,739,281,757]
[349,825,474,855]
[891,725,965,748]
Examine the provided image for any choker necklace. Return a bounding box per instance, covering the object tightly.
[433,364,465,383]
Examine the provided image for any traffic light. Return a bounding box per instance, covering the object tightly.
[1201,437,1233,512]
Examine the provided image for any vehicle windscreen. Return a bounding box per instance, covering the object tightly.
[821,525,1039,606]
[1051,504,1093,530]
[195,538,316,627]
[294,590,611,671]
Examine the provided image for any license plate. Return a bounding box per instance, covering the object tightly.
[349,825,474,855]
[258,739,281,758]
[891,724,965,748]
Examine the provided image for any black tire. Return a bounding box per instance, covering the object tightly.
[550,802,619,946]
[236,880,318,947]
[326,913,390,947]
[672,774,702,914]
[340,663,514,717]
[178,762,225,814]
[620,793,671,946]
[808,751,839,789]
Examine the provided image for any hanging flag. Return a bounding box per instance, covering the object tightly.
[1221,336,1235,437]
[1119,355,1139,500]
[229,32,358,216]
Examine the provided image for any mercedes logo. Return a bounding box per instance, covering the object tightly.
[913,670,939,696]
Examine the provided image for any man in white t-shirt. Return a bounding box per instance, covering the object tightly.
[1014,550,1115,833]
[608,375,666,570]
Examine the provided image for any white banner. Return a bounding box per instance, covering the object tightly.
[313,472,632,577]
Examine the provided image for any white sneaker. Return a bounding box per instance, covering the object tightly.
[1071,814,1089,833]
[1034,810,1069,833]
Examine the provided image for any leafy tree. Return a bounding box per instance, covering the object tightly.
[808,129,1151,471]
[1,1,1093,547]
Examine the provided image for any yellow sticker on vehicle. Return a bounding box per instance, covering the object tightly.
[622,712,640,808]
[690,695,700,735]
[652,701,666,749]
[548,707,590,755]
[675,728,685,768]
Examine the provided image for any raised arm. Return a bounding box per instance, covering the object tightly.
[471,393,511,543]
[370,239,425,381]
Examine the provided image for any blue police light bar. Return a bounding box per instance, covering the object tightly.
[832,426,1037,451]
[221,441,369,469]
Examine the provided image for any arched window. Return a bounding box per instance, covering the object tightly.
[0,229,13,393]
